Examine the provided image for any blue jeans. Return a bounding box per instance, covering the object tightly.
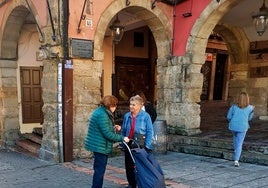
[92,152,108,188]
[232,131,247,161]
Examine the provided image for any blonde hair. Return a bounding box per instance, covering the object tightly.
[237,91,250,108]
[129,95,144,105]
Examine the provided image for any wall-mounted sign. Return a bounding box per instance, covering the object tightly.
[70,38,93,59]
[206,53,213,61]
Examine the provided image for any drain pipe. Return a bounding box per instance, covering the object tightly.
[57,0,70,163]
[57,0,64,163]
[56,0,63,163]
[57,58,63,163]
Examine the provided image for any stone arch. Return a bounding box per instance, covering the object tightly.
[213,23,248,64]
[0,5,33,147]
[0,6,29,59]
[163,0,248,135]
[0,2,44,59]
[93,0,173,123]
[93,0,172,61]
[186,0,244,65]
[0,2,43,147]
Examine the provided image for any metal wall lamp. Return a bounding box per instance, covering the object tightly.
[252,0,268,36]
[151,0,186,9]
[109,15,125,44]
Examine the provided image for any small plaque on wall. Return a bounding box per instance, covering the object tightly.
[70,38,93,58]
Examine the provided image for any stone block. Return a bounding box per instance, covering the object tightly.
[3,117,19,130]
[189,73,203,87]
[183,88,202,102]
[259,116,268,120]
[1,68,16,77]
[0,60,17,68]
[248,78,268,88]
[74,105,92,123]
[3,128,19,146]
[42,104,57,122]
[39,148,59,163]
[2,77,17,87]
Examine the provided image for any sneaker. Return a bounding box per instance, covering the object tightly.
[234,161,239,167]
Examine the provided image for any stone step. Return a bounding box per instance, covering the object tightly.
[10,144,39,158]
[171,144,268,166]
[33,127,43,136]
[24,133,42,145]
[171,136,233,150]
[168,135,268,166]
[169,135,268,154]
[15,139,40,156]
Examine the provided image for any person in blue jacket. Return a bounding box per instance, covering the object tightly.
[121,95,154,188]
[131,90,157,123]
[227,91,254,167]
[85,95,129,188]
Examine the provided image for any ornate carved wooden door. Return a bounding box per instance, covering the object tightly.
[115,57,151,102]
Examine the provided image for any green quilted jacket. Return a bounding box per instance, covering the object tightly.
[84,105,124,155]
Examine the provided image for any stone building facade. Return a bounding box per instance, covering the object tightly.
[0,0,267,162]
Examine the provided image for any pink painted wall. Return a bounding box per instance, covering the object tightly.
[69,0,112,39]
[31,0,47,27]
[67,0,211,56]
[0,0,47,27]
[173,0,211,56]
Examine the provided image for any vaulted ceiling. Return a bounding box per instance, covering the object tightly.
[108,0,268,42]
[221,0,268,41]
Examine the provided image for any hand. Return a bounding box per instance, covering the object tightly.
[114,125,121,132]
[123,137,129,143]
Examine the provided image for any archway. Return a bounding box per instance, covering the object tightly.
[94,0,172,119]
[187,0,265,132]
[0,5,44,151]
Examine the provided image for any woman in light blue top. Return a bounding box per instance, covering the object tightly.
[227,91,254,167]
[121,95,154,188]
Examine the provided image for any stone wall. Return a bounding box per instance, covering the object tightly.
[228,68,268,117]
[72,59,102,158]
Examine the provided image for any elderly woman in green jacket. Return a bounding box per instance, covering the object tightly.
[85,95,129,188]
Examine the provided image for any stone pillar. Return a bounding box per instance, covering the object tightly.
[39,60,60,162]
[0,60,20,147]
[157,55,202,136]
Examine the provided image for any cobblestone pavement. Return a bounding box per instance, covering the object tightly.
[1,149,268,188]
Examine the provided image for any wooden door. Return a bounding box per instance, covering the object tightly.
[115,56,152,102]
[20,67,43,124]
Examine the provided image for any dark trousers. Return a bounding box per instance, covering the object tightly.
[125,149,136,187]
[92,152,108,188]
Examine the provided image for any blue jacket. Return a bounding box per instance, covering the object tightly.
[84,106,124,155]
[121,110,154,149]
[227,104,254,132]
